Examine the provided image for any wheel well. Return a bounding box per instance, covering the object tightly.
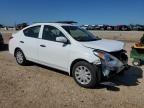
[70,59,89,76]
[14,48,21,57]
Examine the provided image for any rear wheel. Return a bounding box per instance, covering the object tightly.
[15,49,28,66]
[72,61,101,88]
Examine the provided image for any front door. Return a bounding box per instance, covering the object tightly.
[38,25,71,71]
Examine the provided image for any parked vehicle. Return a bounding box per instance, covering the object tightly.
[87,25,95,30]
[114,25,130,31]
[93,25,100,30]
[95,24,112,30]
[106,25,114,31]
[9,22,128,88]
[80,25,88,30]
[94,24,105,30]
[132,25,144,31]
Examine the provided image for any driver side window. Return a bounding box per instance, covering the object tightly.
[42,25,65,41]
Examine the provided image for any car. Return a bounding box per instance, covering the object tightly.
[114,25,131,31]
[80,25,88,30]
[106,25,114,30]
[132,25,144,31]
[87,25,95,30]
[94,24,108,30]
[9,22,128,88]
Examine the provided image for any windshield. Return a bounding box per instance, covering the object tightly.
[62,26,101,42]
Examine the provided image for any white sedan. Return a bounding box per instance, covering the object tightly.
[9,22,128,88]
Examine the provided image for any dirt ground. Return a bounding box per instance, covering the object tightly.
[91,30,144,42]
[0,30,144,108]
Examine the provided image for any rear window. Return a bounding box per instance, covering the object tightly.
[23,26,41,38]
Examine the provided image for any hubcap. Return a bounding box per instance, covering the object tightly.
[75,66,91,85]
[16,51,24,64]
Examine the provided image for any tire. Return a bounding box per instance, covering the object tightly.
[132,59,141,66]
[72,61,101,88]
[15,49,28,66]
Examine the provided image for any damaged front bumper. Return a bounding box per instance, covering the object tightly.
[93,49,128,77]
[101,61,126,77]
[101,54,128,77]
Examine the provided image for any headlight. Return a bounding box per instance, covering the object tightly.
[93,50,111,61]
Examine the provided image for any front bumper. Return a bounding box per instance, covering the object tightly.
[101,56,128,77]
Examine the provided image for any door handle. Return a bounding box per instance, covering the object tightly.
[20,41,24,43]
[40,45,46,47]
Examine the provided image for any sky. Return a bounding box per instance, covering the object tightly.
[0,0,144,25]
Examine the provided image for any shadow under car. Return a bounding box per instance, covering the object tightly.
[98,66,143,91]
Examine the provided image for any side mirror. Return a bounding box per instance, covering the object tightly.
[56,37,68,44]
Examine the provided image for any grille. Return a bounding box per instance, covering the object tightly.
[110,50,123,59]
[109,50,128,62]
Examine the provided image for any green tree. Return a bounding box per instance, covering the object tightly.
[16,23,28,30]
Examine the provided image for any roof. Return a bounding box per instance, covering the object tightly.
[33,21,77,25]
[50,21,77,24]
[33,23,74,26]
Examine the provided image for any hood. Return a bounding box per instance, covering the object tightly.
[80,39,124,52]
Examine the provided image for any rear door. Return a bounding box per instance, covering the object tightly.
[20,25,41,61]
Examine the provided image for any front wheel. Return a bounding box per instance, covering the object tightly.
[72,61,101,88]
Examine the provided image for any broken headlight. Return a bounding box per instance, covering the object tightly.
[93,50,123,76]
[93,50,112,61]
